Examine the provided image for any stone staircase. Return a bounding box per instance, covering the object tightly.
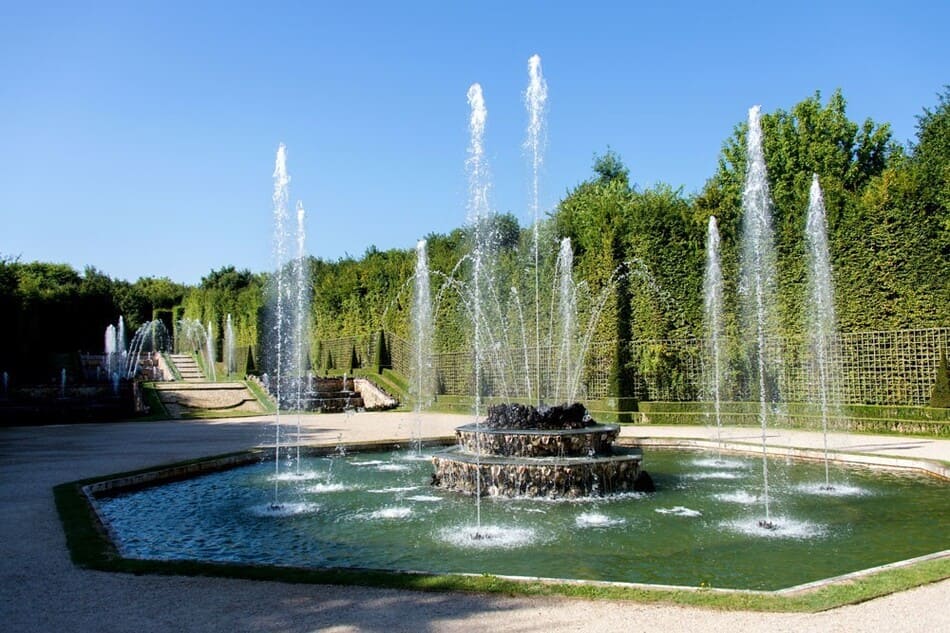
[168,354,204,382]
[151,381,265,418]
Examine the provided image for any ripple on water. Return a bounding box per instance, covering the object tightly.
[723,516,826,539]
[714,490,758,504]
[576,512,626,528]
[400,453,433,462]
[306,482,355,494]
[655,506,702,517]
[248,501,319,517]
[692,457,747,469]
[376,464,411,472]
[366,507,413,520]
[686,471,741,481]
[270,470,325,482]
[794,482,869,497]
[367,486,419,494]
[438,524,538,549]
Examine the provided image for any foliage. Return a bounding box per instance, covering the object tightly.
[0,259,187,379]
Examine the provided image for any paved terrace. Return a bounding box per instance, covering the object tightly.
[1,412,948,632]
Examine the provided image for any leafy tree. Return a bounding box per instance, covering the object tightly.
[695,90,898,338]
[836,88,950,329]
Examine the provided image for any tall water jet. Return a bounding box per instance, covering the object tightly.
[805,174,839,489]
[118,316,128,376]
[466,82,490,530]
[270,142,291,505]
[704,216,725,458]
[740,105,781,526]
[293,200,310,473]
[105,324,117,374]
[225,314,235,376]
[1,371,7,398]
[524,53,548,407]
[410,239,435,454]
[117,316,126,362]
[205,321,217,382]
[553,238,577,402]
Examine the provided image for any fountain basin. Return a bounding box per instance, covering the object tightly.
[86,445,950,592]
[431,445,642,498]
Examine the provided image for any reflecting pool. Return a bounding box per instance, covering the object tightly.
[96,448,949,590]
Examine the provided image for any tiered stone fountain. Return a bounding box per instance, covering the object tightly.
[431,403,646,498]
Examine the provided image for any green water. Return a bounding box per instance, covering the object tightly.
[97,448,949,590]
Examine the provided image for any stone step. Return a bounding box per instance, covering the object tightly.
[166,354,205,382]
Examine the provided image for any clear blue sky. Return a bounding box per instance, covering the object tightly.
[1,1,946,284]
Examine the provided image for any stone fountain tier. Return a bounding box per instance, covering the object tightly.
[454,422,620,458]
[431,446,643,498]
[431,403,645,498]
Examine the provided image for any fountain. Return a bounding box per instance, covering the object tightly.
[204,321,216,382]
[293,200,309,473]
[427,60,648,508]
[805,174,840,489]
[432,402,644,498]
[525,53,547,407]
[264,143,313,498]
[117,316,126,372]
[740,105,782,529]
[104,323,117,374]
[2,371,8,398]
[75,58,950,597]
[125,320,171,379]
[466,81,490,527]
[410,239,435,454]
[224,314,235,376]
[269,143,290,506]
[704,217,725,458]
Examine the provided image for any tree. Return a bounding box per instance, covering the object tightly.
[835,88,950,329]
[695,90,899,338]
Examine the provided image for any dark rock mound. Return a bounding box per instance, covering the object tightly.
[633,470,655,493]
[483,402,593,430]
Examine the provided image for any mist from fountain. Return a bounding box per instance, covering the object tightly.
[524,53,547,407]
[805,174,840,489]
[740,105,782,527]
[466,82,489,531]
[704,216,725,459]
[270,143,290,506]
[105,323,117,374]
[410,239,435,455]
[117,316,126,370]
[553,238,577,402]
[293,200,310,474]
[225,314,235,376]
[204,321,217,382]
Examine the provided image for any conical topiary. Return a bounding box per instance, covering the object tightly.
[930,349,950,408]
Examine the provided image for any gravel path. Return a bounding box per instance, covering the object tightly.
[1,413,947,632]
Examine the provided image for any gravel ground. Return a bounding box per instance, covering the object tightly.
[1,413,947,633]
